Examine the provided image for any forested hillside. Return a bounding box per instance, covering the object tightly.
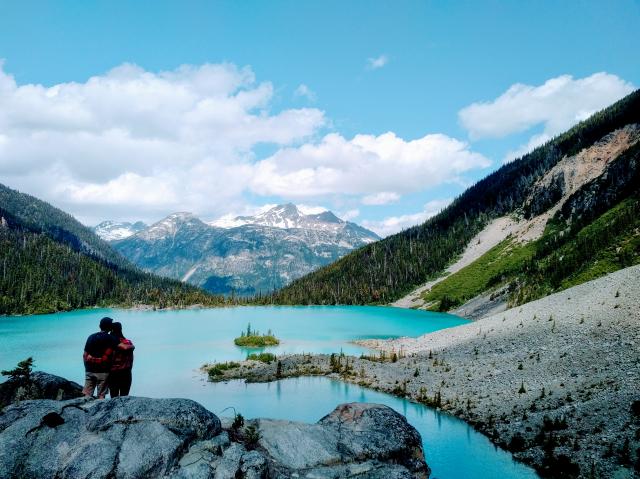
[0,184,226,315]
[267,89,640,305]
[0,184,128,268]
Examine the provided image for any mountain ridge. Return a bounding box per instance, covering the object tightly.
[109,204,379,296]
[266,89,640,306]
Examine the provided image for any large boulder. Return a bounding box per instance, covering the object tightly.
[257,402,429,478]
[0,371,83,408]
[0,397,429,478]
[0,396,221,478]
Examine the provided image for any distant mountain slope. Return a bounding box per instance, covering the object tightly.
[268,89,640,305]
[0,184,129,268]
[0,184,224,315]
[111,204,379,296]
[94,220,147,241]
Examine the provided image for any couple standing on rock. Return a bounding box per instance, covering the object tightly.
[83,316,135,399]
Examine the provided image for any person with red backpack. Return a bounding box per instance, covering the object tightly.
[108,321,135,397]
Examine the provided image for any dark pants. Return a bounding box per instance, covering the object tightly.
[109,369,132,398]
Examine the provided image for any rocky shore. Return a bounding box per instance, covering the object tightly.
[0,385,428,478]
[207,265,640,478]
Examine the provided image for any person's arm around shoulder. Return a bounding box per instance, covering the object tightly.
[118,338,135,351]
[83,333,97,363]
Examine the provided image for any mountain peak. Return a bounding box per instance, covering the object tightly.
[166,212,196,220]
[274,203,298,212]
[137,212,206,241]
[210,203,358,232]
[309,210,342,224]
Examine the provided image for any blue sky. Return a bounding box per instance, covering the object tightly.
[0,1,638,234]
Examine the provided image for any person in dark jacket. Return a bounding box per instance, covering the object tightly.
[108,322,135,397]
[83,317,118,399]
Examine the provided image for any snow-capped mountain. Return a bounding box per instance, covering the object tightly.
[210,203,357,232]
[93,220,147,241]
[136,212,206,241]
[107,205,380,296]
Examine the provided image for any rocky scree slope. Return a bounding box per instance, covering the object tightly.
[395,123,640,314]
[0,396,429,479]
[411,126,640,317]
[109,204,379,296]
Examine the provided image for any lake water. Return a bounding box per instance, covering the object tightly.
[0,306,538,479]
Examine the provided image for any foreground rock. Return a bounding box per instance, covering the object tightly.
[211,265,640,478]
[0,371,83,408]
[0,396,429,478]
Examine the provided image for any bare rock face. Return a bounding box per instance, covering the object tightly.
[254,402,428,478]
[0,371,83,408]
[319,403,427,474]
[0,396,222,478]
[0,397,429,478]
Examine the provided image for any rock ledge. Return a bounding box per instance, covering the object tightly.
[0,396,429,479]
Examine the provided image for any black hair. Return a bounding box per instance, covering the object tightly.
[99,317,113,331]
[111,321,125,339]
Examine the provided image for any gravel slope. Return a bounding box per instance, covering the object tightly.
[390,217,519,308]
[212,265,640,478]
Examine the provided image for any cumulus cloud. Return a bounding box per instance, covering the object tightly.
[0,62,325,223]
[339,209,360,221]
[250,132,489,198]
[362,192,400,205]
[0,61,493,227]
[367,55,388,70]
[296,204,328,215]
[458,72,635,161]
[361,199,452,237]
[294,84,316,102]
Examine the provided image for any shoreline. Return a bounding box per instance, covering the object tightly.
[1,301,453,318]
[204,265,640,478]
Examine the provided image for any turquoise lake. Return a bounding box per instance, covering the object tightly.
[0,306,538,479]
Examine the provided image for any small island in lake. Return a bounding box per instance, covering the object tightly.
[233,323,280,347]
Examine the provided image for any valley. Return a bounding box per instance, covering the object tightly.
[2,5,639,478]
[1,82,638,479]
[98,204,379,296]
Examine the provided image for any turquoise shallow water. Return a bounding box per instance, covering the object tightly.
[0,306,538,478]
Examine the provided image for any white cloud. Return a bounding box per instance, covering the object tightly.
[209,203,279,226]
[0,61,494,227]
[296,204,328,215]
[0,62,326,223]
[367,55,388,70]
[458,72,635,160]
[361,199,452,237]
[294,84,316,102]
[250,132,489,198]
[339,209,360,221]
[362,191,400,205]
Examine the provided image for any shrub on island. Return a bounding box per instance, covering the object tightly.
[246,352,277,363]
[206,361,240,379]
[234,324,280,347]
